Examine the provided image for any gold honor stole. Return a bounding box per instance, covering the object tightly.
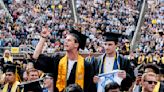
[2,81,20,92]
[56,54,84,91]
[153,81,160,92]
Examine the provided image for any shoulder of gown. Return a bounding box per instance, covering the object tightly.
[34,53,64,73]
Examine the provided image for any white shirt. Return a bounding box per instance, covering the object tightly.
[104,56,115,73]
[67,60,77,79]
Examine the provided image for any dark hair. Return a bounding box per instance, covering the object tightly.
[69,33,80,49]
[69,33,79,43]
[105,82,120,92]
[63,83,83,92]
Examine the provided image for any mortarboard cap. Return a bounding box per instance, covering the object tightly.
[144,64,159,74]
[45,73,54,78]
[19,78,43,92]
[3,64,22,81]
[3,64,20,73]
[69,29,88,49]
[103,32,122,42]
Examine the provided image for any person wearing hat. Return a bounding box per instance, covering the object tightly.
[133,63,161,92]
[2,64,20,92]
[43,73,54,92]
[32,27,94,92]
[93,32,135,91]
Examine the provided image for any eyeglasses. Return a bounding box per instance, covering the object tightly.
[144,80,157,85]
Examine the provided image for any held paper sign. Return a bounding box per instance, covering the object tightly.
[97,70,123,92]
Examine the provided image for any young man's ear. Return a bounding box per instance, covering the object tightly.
[75,43,79,48]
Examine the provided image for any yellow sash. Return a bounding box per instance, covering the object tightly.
[146,56,153,63]
[138,56,145,64]
[125,43,130,51]
[153,81,160,92]
[2,81,20,92]
[56,54,84,91]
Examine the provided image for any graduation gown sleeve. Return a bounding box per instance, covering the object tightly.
[83,60,96,92]
[119,55,135,91]
[34,54,62,73]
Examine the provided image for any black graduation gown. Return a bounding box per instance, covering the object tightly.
[93,54,135,91]
[159,81,164,92]
[34,53,95,92]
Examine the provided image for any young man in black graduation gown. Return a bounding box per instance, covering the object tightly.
[2,64,20,92]
[33,27,94,92]
[93,32,135,91]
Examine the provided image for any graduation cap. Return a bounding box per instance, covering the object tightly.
[19,78,43,92]
[144,64,159,74]
[103,32,122,43]
[3,64,20,73]
[3,64,22,82]
[69,29,88,49]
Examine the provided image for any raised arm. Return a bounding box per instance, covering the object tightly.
[33,27,50,60]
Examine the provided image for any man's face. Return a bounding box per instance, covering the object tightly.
[64,35,78,51]
[28,71,39,81]
[103,41,117,54]
[43,77,53,88]
[5,72,16,84]
[142,75,157,92]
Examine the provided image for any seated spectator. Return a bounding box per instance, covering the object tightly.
[105,82,120,92]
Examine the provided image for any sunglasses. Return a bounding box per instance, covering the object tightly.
[144,80,157,85]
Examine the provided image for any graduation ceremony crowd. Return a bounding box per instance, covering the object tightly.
[0,0,164,92]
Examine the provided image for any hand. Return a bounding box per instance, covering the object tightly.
[118,70,126,79]
[135,76,142,85]
[41,26,51,38]
[93,76,100,83]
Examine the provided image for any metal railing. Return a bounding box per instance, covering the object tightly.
[130,0,148,52]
